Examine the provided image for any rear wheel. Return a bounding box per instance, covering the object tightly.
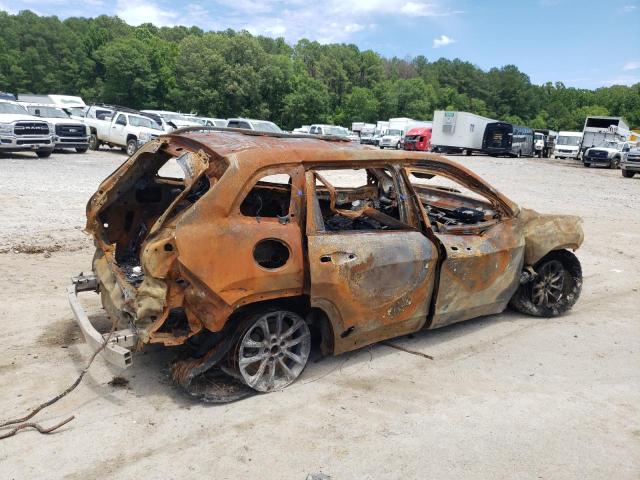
[622,169,635,178]
[510,250,582,317]
[126,138,138,156]
[228,310,311,392]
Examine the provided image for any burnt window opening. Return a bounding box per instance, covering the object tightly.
[240,174,291,218]
[312,168,406,232]
[406,169,499,233]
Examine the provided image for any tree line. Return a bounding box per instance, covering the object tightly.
[1,10,639,131]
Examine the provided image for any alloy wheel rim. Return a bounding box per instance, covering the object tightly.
[531,260,566,306]
[238,311,311,392]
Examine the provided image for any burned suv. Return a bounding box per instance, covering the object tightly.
[70,128,584,398]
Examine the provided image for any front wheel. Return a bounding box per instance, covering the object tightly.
[75,147,88,153]
[396,142,401,150]
[228,310,311,392]
[36,149,52,158]
[126,138,138,156]
[583,163,590,168]
[610,157,620,169]
[510,250,582,317]
[622,169,635,178]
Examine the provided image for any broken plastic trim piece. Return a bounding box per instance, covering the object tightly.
[68,273,138,369]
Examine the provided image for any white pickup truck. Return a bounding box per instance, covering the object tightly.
[24,104,90,153]
[0,101,55,158]
[83,106,165,156]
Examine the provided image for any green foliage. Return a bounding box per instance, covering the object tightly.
[1,11,638,131]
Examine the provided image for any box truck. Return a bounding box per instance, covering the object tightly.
[579,116,629,156]
[431,111,497,155]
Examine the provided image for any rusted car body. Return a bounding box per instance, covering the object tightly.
[69,128,584,396]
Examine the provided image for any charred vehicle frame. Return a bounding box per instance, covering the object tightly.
[69,127,584,399]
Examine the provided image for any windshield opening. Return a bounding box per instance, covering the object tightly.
[596,141,618,149]
[27,106,69,118]
[386,129,402,136]
[0,102,29,115]
[131,115,163,130]
[557,136,581,146]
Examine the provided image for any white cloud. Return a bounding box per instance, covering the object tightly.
[115,0,177,27]
[228,0,462,43]
[622,4,637,12]
[400,2,461,16]
[433,34,455,48]
[623,60,640,70]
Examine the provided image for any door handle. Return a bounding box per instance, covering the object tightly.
[320,252,357,264]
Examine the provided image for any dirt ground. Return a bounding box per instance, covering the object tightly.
[0,147,639,479]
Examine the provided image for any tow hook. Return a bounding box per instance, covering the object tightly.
[519,266,538,284]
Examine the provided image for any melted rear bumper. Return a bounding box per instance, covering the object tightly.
[68,273,138,369]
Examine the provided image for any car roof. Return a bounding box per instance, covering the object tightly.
[162,128,518,215]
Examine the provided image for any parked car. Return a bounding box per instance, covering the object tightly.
[553,131,582,159]
[308,124,347,136]
[583,141,630,168]
[24,104,90,153]
[404,126,432,151]
[193,117,227,128]
[227,118,283,133]
[621,145,640,178]
[0,100,54,158]
[83,106,165,156]
[69,129,584,401]
[141,110,202,130]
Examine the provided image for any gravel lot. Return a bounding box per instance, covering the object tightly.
[1,147,639,479]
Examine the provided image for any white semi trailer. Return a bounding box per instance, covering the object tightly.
[431,110,497,155]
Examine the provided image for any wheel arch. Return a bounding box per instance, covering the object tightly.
[520,208,584,265]
[227,295,336,356]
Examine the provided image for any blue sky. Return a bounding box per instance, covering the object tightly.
[3,0,639,88]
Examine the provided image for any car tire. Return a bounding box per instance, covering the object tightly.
[610,157,620,169]
[396,142,401,150]
[584,163,590,167]
[75,147,89,153]
[227,310,311,392]
[510,249,582,318]
[126,138,138,156]
[622,169,635,178]
[36,149,52,158]
[88,134,100,151]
